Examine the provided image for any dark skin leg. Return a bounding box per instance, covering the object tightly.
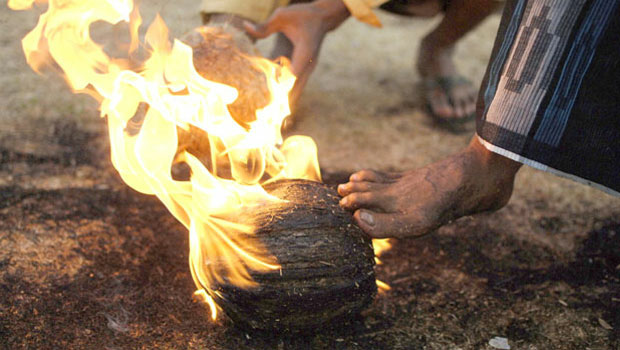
[416,0,502,121]
[338,136,522,238]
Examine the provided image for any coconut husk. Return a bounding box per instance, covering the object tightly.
[209,179,377,331]
[175,26,273,176]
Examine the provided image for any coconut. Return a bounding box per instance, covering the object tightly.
[209,179,377,331]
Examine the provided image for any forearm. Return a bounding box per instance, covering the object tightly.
[314,0,351,31]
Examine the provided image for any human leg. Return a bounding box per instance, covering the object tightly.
[419,0,500,129]
[381,0,500,130]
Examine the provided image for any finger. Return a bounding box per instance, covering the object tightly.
[337,181,385,196]
[244,21,269,39]
[243,9,286,39]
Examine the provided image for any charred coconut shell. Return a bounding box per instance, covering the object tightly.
[210,179,377,331]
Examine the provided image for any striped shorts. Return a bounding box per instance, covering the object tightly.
[477,0,620,196]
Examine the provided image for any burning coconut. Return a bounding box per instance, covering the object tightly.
[8,0,389,330]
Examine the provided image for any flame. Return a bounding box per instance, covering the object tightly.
[9,0,388,320]
[372,238,391,264]
[373,238,392,291]
[193,289,217,321]
[10,0,320,319]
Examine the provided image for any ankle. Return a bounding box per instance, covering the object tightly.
[417,38,456,76]
[462,137,521,210]
[471,138,520,181]
[420,35,455,56]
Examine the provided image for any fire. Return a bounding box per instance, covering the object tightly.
[372,238,391,264]
[9,0,389,320]
[373,238,392,291]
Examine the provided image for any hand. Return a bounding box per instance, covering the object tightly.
[244,0,349,104]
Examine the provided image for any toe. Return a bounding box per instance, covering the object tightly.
[447,87,472,120]
[349,169,398,183]
[452,99,467,120]
[464,97,476,117]
[340,191,387,211]
[338,181,385,196]
[354,210,435,239]
[428,89,453,119]
[465,92,477,117]
[353,210,400,238]
[453,83,477,120]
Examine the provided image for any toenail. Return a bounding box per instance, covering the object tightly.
[337,184,345,192]
[360,211,375,226]
[340,197,348,206]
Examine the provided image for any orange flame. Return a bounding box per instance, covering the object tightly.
[9,0,388,320]
[373,238,391,265]
[372,238,392,291]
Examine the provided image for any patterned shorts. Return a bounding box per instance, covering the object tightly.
[477,0,620,195]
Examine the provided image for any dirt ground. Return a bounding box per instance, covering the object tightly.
[1,1,619,349]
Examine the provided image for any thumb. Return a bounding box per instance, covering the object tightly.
[244,15,280,39]
[244,7,292,39]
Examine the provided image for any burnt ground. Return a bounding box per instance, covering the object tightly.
[0,127,618,350]
[2,2,620,350]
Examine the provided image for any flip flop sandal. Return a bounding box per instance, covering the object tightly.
[422,76,476,134]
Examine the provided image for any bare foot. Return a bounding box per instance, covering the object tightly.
[338,137,521,238]
[417,38,478,124]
